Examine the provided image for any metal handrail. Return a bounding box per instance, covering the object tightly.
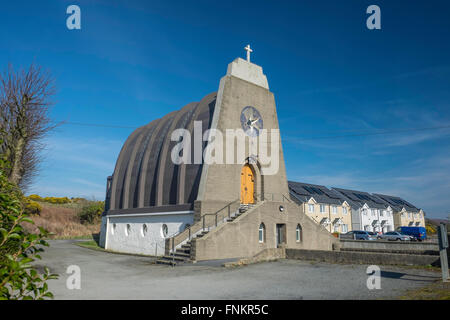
[165,198,241,254]
[201,198,241,231]
[254,192,293,203]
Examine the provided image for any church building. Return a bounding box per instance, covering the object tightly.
[99,47,338,264]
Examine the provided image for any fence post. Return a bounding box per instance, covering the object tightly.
[437,223,449,282]
[215,214,217,227]
[203,216,205,231]
[172,238,175,267]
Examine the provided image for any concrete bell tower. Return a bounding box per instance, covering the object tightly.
[196,48,290,217]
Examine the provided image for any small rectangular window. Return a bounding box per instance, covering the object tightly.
[343,207,347,215]
[332,206,337,214]
[308,204,314,213]
[320,204,326,213]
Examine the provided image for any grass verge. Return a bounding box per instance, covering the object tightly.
[76,240,105,252]
[397,280,450,300]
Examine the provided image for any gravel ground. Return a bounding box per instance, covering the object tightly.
[37,240,441,300]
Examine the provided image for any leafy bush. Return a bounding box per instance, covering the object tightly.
[0,159,58,300]
[78,201,104,225]
[24,200,42,216]
[26,195,72,204]
[42,196,71,204]
[426,224,437,235]
[27,194,42,202]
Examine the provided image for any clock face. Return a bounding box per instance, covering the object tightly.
[240,106,263,137]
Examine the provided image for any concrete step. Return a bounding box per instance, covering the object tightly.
[174,252,190,258]
[156,259,177,266]
[160,255,187,262]
[195,231,209,238]
[176,248,190,254]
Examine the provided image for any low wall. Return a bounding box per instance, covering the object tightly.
[340,239,439,253]
[286,249,441,266]
[223,248,286,267]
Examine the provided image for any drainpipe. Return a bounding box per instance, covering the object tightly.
[328,205,331,233]
[105,216,110,250]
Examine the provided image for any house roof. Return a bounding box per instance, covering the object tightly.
[288,181,343,206]
[332,187,388,210]
[372,193,420,213]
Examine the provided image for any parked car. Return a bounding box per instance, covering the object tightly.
[378,231,412,241]
[340,230,377,240]
[396,226,427,241]
[367,231,381,239]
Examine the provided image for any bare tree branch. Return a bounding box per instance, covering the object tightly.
[0,63,59,190]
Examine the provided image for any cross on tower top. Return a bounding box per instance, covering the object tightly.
[244,44,253,62]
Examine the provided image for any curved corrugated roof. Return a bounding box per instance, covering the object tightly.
[108,92,217,212]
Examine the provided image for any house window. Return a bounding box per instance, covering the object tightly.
[343,207,347,215]
[380,210,385,217]
[332,206,337,214]
[320,204,326,213]
[308,204,314,213]
[371,209,376,216]
[161,224,168,238]
[342,224,348,233]
[296,224,302,242]
[259,223,265,243]
[141,224,147,237]
[333,224,339,232]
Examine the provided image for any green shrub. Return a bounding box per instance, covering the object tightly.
[0,158,58,300]
[27,194,42,201]
[24,199,42,216]
[78,201,104,225]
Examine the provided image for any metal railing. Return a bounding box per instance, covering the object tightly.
[254,192,293,203]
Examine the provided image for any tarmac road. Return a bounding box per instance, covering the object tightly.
[37,240,441,300]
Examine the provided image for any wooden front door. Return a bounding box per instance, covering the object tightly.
[240,164,255,204]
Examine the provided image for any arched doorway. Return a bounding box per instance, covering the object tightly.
[240,164,255,204]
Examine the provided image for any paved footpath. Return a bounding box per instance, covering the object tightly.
[37,240,441,300]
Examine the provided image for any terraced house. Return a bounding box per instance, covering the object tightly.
[332,188,395,233]
[373,194,425,229]
[288,182,352,234]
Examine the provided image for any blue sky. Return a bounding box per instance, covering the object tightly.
[1,1,449,218]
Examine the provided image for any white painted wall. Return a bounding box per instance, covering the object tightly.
[358,205,394,233]
[103,212,194,256]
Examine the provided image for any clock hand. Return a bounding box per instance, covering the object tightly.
[250,118,259,125]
